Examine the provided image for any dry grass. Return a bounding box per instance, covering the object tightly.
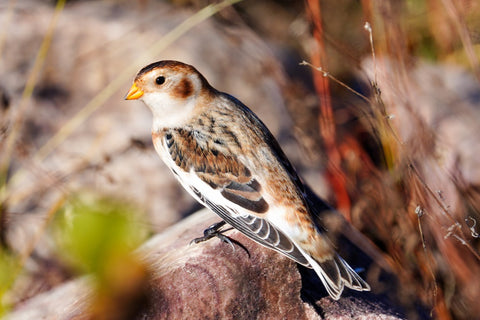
[303,1,480,318]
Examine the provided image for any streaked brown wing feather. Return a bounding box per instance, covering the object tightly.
[164,128,310,266]
[166,128,268,213]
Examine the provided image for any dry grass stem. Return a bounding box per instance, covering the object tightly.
[0,0,66,192]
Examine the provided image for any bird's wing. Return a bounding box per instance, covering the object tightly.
[163,128,310,266]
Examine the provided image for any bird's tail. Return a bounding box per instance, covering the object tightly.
[303,253,370,300]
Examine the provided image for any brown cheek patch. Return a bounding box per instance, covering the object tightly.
[173,78,193,99]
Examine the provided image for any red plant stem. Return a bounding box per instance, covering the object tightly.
[305,0,351,217]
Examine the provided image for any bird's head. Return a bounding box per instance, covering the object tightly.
[125,60,211,128]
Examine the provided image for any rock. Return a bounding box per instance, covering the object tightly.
[8,209,404,320]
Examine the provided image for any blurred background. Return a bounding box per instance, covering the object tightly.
[1,0,480,319]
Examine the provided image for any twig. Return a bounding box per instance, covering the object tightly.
[0,0,66,190]
[0,0,18,61]
[364,22,377,86]
[300,61,371,104]
[440,0,480,81]
[415,205,438,312]
[465,217,479,238]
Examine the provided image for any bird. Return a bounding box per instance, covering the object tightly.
[125,60,370,300]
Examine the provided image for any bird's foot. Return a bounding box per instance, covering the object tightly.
[190,221,235,251]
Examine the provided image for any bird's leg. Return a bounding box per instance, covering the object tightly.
[190,221,235,250]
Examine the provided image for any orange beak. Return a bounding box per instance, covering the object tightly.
[125,83,144,100]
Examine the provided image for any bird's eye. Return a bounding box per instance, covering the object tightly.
[155,76,165,85]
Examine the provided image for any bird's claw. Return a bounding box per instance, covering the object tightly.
[190,221,235,251]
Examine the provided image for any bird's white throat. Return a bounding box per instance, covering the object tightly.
[142,92,196,130]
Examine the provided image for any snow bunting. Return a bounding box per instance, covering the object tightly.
[125,60,370,299]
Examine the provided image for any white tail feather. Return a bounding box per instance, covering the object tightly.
[300,248,370,300]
